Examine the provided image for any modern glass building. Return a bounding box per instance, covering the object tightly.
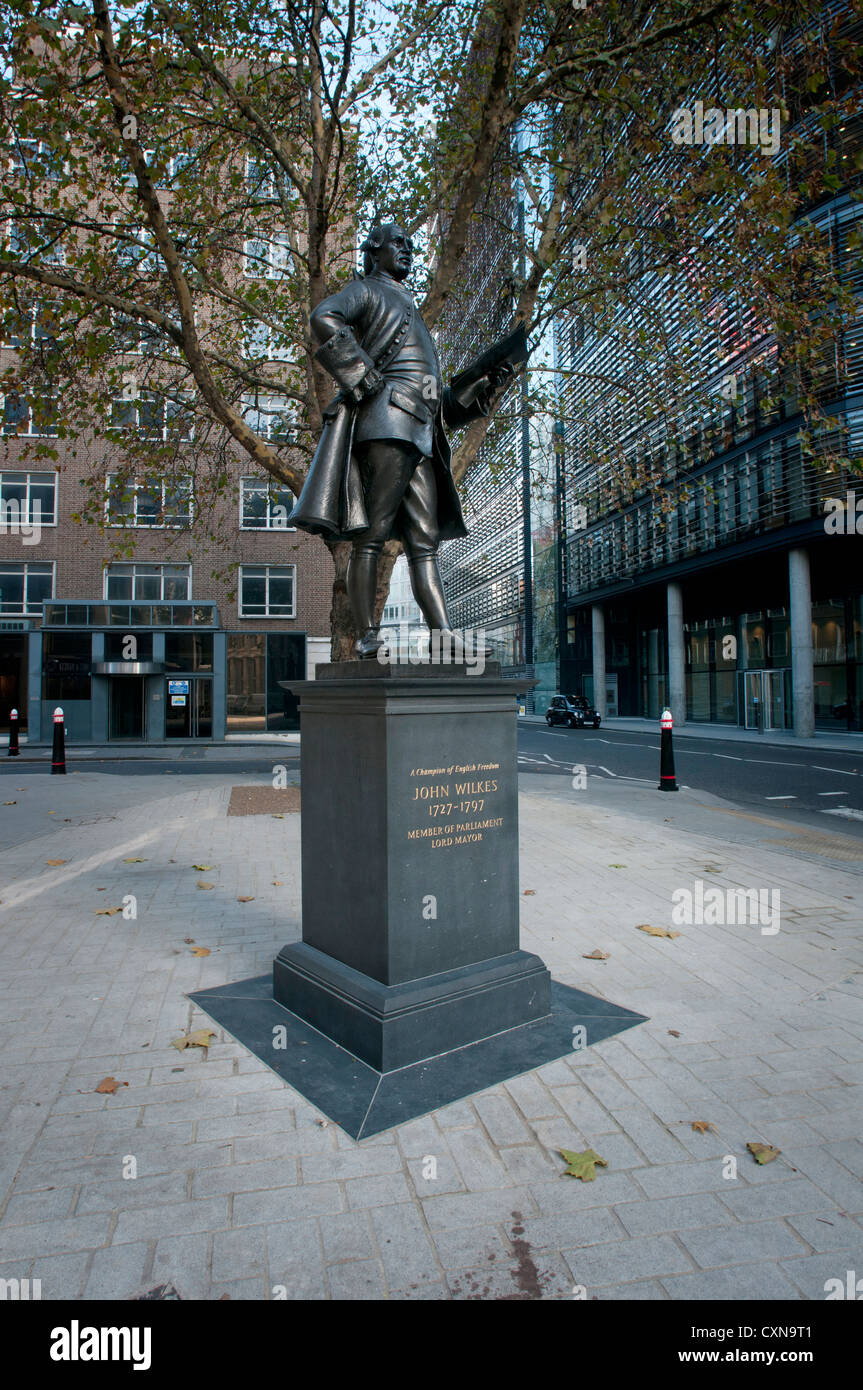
[553,6,863,735]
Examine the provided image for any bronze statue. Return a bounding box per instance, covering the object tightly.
[290,222,526,659]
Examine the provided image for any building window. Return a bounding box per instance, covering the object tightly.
[0,299,56,349]
[104,563,191,601]
[241,391,296,443]
[109,391,194,441]
[1,390,59,438]
[112,313,163,356]
[239,477,295,530]
[243,232,292,278]
[242,318,295,362]
[238,565,296,618]
[114,226,160,271]
[0,471,57,525]
[42,631,91,702]
[245,154,276,198]
[104,475,194,528]
[4,220,65,266]
[0,561,54,615]
[9,139,63,180]
[165,633,214,671]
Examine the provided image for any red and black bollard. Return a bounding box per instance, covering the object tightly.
[658,706,678,792]
[51,706,66,775]
[8,707,19,757]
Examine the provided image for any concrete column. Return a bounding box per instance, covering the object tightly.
[789,547,815,738]
[667,581,686,726]
[591,604,606,718]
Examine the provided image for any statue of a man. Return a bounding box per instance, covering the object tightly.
[290,222,518,659]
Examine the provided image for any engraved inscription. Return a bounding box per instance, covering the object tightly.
[407,761,504,847]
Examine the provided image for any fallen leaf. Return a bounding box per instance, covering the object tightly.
[95,906,123,916]
[184,937,195,944]
[272,880,283,886]
[747,1141,781,1165]
[691,1121,716,1134]
[560,1148,608,1182]
[667,1029,681,1038]
[237,896,255,903]
[196,881,214,890]
[3,800,16,805]
[523,889,536,896]
[192,864,215,871]
[124,857,147,863]
[94,1076,128,1094]
[171,1028,216,1053]
[583,949,610,960]
[636,924,681,939]
[189,947,210,957]
[316,1118,328,1128]
[271,814,284,819]
[45,859,67,866]
[608,863,626,868]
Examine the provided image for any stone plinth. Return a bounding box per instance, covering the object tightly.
[273,663,551,1071]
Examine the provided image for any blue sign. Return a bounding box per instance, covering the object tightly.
[168,679,190,695]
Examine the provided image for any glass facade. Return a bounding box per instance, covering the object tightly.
[42,631,91,701]
[226,631,304,732]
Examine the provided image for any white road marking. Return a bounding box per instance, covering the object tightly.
[765,795,797,800]
[714,754,744,761]
[597,766,617,778]
[818,792,847,797]
[813,766,858,777]
[748,759,806,767]
[822,806,863,821]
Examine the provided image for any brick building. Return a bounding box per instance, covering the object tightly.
[0,419,334,744]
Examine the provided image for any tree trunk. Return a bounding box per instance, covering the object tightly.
[324,536,402,664]
[325,538,354,663]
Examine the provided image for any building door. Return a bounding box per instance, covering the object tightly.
[109,677,145,740]
[765,669,785,731]
[0,635,27,730]
[165,677,212,738]
[743,670,788,730]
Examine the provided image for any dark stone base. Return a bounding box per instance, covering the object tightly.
[273,942,551,1072]
[189,974,647,1140]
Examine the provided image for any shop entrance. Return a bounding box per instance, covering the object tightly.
[109,676,145,740]
[165,678,212,738]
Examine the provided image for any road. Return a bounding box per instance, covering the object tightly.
[517,721,863,837]
[4,724,863,839]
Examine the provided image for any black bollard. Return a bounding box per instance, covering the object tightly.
[658,706,678,791]
[8,707,19,757]
[51,706,66,775]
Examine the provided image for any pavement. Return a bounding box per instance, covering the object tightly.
[0,762,861,1301]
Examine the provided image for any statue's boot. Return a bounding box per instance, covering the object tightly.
[408,555,494,663]
[348,549,385,659]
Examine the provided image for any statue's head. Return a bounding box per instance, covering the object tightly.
[361,222,413,280]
